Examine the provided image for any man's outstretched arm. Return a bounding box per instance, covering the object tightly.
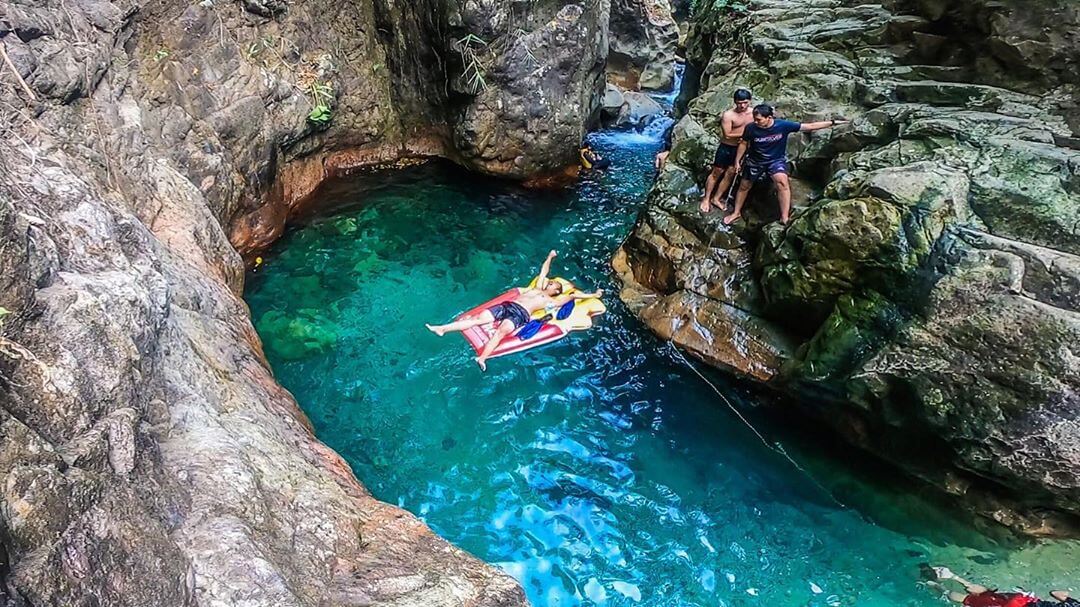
[536,250,557,289]
[800,118,848,132]
[557,289,604,303]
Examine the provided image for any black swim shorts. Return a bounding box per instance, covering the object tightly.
[489,302,531,329]
[713,143,738,168]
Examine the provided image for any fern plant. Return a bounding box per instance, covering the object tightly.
[452,34,489,94]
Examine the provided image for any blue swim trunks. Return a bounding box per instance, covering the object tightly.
[741,158,789,182]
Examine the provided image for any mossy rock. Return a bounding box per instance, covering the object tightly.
[785,289,906,382]
[257,309,340,361]
[758,196,915,322]
[969,141,1080,256]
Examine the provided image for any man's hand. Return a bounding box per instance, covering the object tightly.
[595,288,605,298]
[548,250,557,259]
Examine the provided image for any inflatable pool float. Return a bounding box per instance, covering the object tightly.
[458,277,605,359]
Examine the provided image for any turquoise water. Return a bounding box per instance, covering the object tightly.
[245,129,1078,606]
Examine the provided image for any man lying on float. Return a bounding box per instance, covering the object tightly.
[426,250,603,371]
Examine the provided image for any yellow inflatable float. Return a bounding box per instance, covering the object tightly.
[458,277,606,359]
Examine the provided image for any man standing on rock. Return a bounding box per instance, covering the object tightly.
[723,104,847,225]
[700,88,755,213]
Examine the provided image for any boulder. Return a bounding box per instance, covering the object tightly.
[615,91,665,128]
[602,83,626,119]
[607,0,679,91]
[453,3,610,178]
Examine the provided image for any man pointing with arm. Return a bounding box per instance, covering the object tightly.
[723,104,847,225]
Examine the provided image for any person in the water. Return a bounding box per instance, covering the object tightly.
[654,121,675,174]
[701,88,754,213]
[723,104,847,225]
[925,566,1077,607]
[426,250,603,371]
[580,145,610,170]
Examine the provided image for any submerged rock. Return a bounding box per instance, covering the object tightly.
[616,0,1080,534]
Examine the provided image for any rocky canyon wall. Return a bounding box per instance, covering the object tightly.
[615,0,1080,535]
[0,0,540,605]
[0,0,682,601]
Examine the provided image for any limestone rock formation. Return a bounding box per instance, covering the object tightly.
[616,0,1080,534]
[608,0,680,91]
[451,0,611,178]
[0,0,531,604]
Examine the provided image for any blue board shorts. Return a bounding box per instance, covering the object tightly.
[489,302,530,329]
[741,158,789,182]
[713,143,738,168]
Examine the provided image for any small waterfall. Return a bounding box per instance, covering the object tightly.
[651,61,685,109]
[588,61,681,148]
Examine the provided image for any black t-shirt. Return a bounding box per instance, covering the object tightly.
[741,119,801,164]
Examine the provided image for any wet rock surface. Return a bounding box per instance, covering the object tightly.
[607,0,679,91]
[0,0,535,605]
[616,0,1080,534]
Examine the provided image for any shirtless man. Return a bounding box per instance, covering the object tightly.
[426,250,603,371]
[700,88,754,213]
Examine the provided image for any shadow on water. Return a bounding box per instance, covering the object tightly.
[246,85,1078,606]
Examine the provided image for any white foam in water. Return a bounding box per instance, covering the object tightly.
[652,62,685,107]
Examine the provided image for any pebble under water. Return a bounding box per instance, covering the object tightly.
[245,127,1078,606]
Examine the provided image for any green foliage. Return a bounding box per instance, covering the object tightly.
[453,34,489,94]
[153,48,170,62]
[306,81,335,128]
[307,104,332,126]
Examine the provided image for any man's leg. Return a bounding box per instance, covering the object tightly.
[700,166,722,212]
[711,166,737,207]
[427,310,496,336]
[772,171,792,224]
[723,178,753,225]
[933,567,988,595]
[475,320,515,371]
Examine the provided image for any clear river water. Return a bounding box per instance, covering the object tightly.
[245,107,1078,606]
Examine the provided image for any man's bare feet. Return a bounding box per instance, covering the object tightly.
[699,198,712,213]
[932,567,954,581]
[426,323,446,337]
[722,212,741,225]
[475,356,487,372]
[780,216,790,225]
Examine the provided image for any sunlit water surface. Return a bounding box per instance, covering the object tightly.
[246,115,1078,606]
